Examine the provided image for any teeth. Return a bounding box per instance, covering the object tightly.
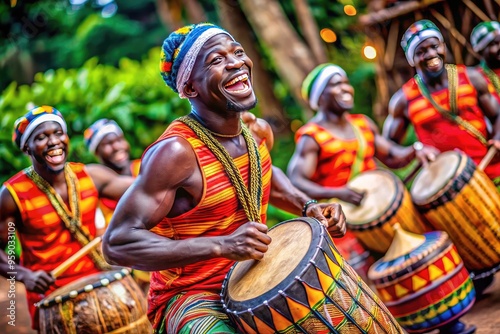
[427,58,440,67]
[47,149,63,156]
[225,74,248,87]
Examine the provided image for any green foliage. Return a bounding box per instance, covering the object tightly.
[0,47,191,184]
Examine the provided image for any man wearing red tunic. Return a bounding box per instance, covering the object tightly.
[0,106,134,330]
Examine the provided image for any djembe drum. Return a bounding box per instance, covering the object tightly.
[337,169,430,254]
[368,224,476,334]
[410,150,500,276]
[221,217,403,333]
[38,269,151,334]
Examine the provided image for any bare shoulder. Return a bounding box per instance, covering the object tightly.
[0,185,20,225]
[241,111,274,150]
[466,66,489,91]
[388,88,408,118]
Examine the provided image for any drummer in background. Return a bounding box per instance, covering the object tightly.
[383,19,500,189]
[470,21,500,104]
[287,63,437,206]
[0,106,134,331]
[84,119,141,226]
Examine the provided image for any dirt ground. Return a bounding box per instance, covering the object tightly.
[1,272,500,333]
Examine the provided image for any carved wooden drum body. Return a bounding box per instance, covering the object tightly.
[38,269,151,334]
[221,218,403,334]
[338,169,429,254]
[411,150,500,275]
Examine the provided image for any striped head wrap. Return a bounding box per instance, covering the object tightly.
[13,105,67,151]
[301,63,347,110]
[160,22,234,98]
[84,119,124,154]
[471,21,500,53]
[401,20,444,67]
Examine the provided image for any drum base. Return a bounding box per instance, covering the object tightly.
[471,275,495,298]
[439,320,476,334]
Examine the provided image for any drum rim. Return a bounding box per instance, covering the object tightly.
[37,268,131,308]
[221,217,325,313]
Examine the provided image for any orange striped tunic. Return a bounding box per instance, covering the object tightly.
[99,159,141,224]
[403,64,500,180]
[3,162,101,325]
[294,114,377,187]
[146,121,273,329]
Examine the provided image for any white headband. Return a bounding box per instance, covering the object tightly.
[472,26,500,53]
[20,114,67,151]
[309,65,346,110]
[405,30,444,67]
[88,123,123,154]
[176,28,234,98]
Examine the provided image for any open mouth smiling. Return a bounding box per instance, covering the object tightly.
[224,74,250,94]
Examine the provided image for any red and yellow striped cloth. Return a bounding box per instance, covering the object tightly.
[3,162,101,327]
[403,64,500,181]
[294,114,377,187]
[146,120,273,330]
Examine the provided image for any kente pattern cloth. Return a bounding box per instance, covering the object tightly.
[3,162,101,328]
[402,64,500,182]
[83,118,124,154]
[294,114,377,187]
[155,292,237,334]
[99,159,141,224]
[145,120,273,330]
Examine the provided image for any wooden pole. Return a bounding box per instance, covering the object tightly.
[478,146,497,171]
[50,237,102,279]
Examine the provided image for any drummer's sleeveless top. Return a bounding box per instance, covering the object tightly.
[99,159,141,224]
[3,162,101,324]
[295,114,377,187]
[146,121,273,329]
[403,64,500,182]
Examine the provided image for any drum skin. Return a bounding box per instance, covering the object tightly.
[411,151,500,273]
[368,231,475,333]
[338,169,430,254]
[38,269,151,334]
[221,218,403,334]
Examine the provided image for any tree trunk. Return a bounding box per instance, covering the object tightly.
[182,0,206,23]
[218,0,290,133]
[292,0,327,64]
[156,0,184,31]
[239,0,317,117]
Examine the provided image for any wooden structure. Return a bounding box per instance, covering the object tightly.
[359,0,500,121]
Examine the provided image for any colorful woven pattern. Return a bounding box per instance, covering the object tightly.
[146,120,272,331]
[12,105,66,150]
[401,20,443,67]
[294,114,377,187]
[369,231,475,333]
[470,21,500,52]
[83,118,123,154]
[222,218,403,334]
[301,63,346,110]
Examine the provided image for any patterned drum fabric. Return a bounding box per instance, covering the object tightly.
[338,169,430,254]
[38,269,152,334]
[221,218,403,333]
[368,230,475,333]
[411,150,500,275]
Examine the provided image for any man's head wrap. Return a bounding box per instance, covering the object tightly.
[401,20,444,67]
[84,119,124,154]
[13,105,67,151]
[470,21,500,53]
[301,63,347,110]
[159,22,235,98]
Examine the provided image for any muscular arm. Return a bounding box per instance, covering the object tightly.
[0,186,54,292]
[86,164,135,200]
[383,89,411,144]
[102,137,270,271]
[371,117,416,168]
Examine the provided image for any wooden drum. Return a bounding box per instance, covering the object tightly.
[338,169,429,254]
[411,150,500,274]
[38,269,151,334]
[368,226,476,333]
[221,218,403,333]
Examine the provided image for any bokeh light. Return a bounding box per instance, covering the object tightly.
[320,28,337,43]
[363,45,377,60]
[290,119,304,132]
[344,5,357,16]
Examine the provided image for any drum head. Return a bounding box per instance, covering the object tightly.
[227,218,316,302]
[411,151,461,204]
[338,170,397,225]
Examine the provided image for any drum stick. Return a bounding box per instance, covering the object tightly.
[402,161,422,185]
[50,237,102,279]
[478,146,498,171]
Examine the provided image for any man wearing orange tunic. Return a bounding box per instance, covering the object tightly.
[470,21,500,104]
[0,106,134,330]
[102,23,347,334]
[84,118,142,226]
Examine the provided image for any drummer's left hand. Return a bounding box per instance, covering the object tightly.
[305,202,346,238]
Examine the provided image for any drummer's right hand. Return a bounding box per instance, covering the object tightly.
[19,269,54,294]
[219,222,271,261]
[335,187,365,206]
